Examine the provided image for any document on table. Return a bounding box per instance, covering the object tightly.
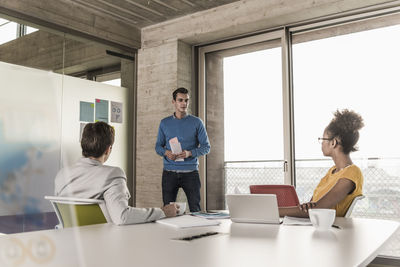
[169,137,184,162]
[282,216,312,226]
[157,215,221,228]
[191,212,230,220]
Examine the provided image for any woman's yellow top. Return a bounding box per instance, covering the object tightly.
[312,164,363,217]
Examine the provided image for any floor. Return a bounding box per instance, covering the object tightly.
[0,212,58,234]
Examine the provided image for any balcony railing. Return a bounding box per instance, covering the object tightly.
[224,157,400,257]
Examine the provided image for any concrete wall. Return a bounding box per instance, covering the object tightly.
[136,0,396,208]
[205,53,225,210]
[136,40,193,207]
[121,59,136,205]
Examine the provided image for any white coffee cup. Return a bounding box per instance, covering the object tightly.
[309,209,336,231]
[170,202,186,215]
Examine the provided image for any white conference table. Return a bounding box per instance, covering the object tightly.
[0,217,398,267]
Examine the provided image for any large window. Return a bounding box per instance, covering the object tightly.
[293,20,400,258]
[199,33,288,209]
[224,48,283,162]
[223,47,284,193]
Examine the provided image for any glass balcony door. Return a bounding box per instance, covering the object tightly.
[198,31,290,209]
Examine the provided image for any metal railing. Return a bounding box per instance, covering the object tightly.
[224,157,400,257]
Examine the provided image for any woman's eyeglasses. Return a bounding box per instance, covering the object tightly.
[318,137,333,144]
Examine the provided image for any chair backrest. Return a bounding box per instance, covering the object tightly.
[44,196,111,228]
[344,195,365,218]
[249,185,300,207]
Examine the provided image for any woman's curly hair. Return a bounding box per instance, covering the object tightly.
[326,109,364,154]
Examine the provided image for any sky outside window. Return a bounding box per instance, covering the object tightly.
[0,20,17,45]
[224,47,283,162]
[0,19,39,45]
[293,24,400,161]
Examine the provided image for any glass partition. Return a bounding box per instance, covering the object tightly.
[0,15,129,234]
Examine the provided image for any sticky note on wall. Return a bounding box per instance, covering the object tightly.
[95,99,109,123]
[80,101,94,122]
[111,101,123,123]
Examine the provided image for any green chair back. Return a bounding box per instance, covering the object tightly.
[56,203,107,228]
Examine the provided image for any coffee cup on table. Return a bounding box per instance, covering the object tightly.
[170,202,186,215]
[309,209,336,231]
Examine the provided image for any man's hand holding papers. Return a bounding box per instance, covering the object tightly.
[169,137,184,161]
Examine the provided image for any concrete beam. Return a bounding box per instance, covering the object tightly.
[0,31,121,75]
[142,0,398,48]
[0,0,141,51]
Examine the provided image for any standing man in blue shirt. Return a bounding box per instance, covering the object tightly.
[155,87,210,212]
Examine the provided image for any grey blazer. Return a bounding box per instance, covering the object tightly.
[55,157,165,225]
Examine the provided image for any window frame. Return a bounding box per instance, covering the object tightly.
[198,30,292,210]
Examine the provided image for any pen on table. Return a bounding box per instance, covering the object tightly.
[332,224,341,229]
[180,232,219,241]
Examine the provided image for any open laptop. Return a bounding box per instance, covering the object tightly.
[226,194,282,224]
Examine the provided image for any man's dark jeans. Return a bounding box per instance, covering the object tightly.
[162,170,201,212]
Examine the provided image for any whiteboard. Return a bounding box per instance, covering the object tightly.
[0,61,128,215]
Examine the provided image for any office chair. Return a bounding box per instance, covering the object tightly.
[249,185,300,207]
[344,195,365,218]
[44,196,111,228]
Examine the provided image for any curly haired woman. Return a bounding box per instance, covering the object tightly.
[280,109,364,217]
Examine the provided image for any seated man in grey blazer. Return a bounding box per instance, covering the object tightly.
[55,121,178,225]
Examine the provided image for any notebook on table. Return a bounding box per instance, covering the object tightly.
[226,194,282,224]
[157,215,221,228]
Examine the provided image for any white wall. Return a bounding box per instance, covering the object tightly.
[61,76,128,170]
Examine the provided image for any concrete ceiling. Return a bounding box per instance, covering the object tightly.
[0,0,242,50]
[74,0,242,28]
[0,0,243,74]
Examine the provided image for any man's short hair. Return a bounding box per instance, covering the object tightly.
[81,121,115,158]
[173,87,189,100]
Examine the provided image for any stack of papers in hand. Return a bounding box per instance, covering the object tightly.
[191,212,230,220]
[157,215,221,228]
[282,216,312,226]
[169,137,184,162]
